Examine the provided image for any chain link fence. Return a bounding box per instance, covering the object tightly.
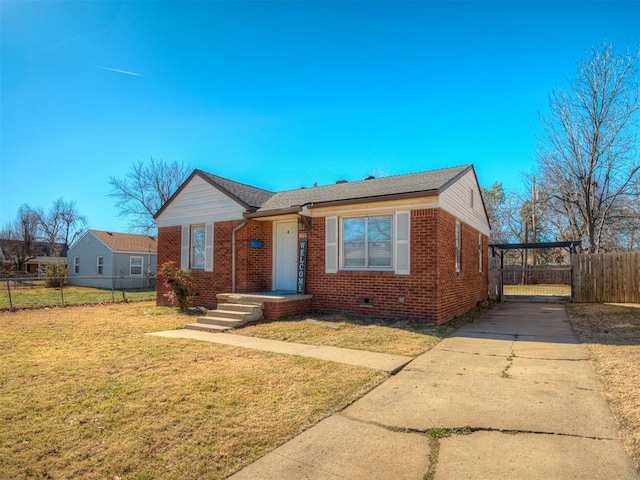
[0,275,157,311]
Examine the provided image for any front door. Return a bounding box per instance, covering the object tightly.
[274,221,298,291]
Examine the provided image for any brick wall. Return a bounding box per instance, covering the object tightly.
[157,208,488,324]
[157,220,259,309]
[435,210,489,322]
[304,209,487,324]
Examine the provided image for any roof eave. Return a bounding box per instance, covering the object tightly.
[304,189,439,210]
[244,206,302,219]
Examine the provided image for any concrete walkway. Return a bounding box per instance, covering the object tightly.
[228,302,639,480]
[147,329,413,375]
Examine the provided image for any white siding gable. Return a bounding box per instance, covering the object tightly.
[438,169,491,236]
[156,175,246,227]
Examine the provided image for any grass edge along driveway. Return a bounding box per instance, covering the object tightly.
[566,302,640,474]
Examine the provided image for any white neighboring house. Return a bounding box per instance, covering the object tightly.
[67,230,157,289]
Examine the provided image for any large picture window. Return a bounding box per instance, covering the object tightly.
[342,215,392,269]
[190,225,206,269]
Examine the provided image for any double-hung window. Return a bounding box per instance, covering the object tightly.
[74,257,80,274]
[97,256,104,275]
[190,225,206,269]
[130,256,143,276]
[342,215,392,269]
[181,224,213,272]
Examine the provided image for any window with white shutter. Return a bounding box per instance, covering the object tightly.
[395,211,410,275]
[180,225,189,269]
[205,223,214,272]
[325,216,338,273]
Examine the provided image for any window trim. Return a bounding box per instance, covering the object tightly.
[478,233,483,273]
[190,224,206,270]
[455,221,462,273]
[97,256,104,275]
[340,214,393,271]
[130,256,143,276]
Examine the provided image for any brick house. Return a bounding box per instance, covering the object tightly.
[154,164,490,324]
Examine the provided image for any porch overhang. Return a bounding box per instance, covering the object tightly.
[244,206,301,220]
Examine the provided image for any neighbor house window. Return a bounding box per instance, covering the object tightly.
[74,257,80,274]
[190,225,206,269]
[342,215,392,269]
[478,233,483,273]
[455,221,462,273]
[130,256,143,276]
[97,256,104,275]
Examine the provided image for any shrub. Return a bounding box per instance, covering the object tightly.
[44,263,68,288]
[160,261,194,311]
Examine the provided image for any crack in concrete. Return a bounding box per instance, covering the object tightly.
[501,341,517,378]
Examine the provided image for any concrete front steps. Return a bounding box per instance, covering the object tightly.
[185,302,263,333]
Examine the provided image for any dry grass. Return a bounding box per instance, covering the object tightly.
[566,303,640,472]
[503,284,571,296]
[0,302,383,479]
[236,307,489,357]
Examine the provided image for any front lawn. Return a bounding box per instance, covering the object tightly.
[566,303,640,473]
[236,307,489,357]
[0,302,383,479]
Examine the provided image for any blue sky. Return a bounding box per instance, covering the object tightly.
[1,1,638,233]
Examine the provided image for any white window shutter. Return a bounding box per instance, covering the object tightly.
[181,225,189,269]
[395,211,410,275]
[204,223,214,272]
[325,216,338,273]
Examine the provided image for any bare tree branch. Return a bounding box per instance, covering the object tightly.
[108,157,192,234]
[536,43,640,252]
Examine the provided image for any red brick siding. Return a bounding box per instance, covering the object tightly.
[304,209,487,324]
[435,210,488,322]
[157,220,256,309]
[157,208,488,323]
[156,225,181,307]
[263,298,313,320]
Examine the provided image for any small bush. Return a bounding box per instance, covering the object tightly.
[44,263,68,288]
[160,261,194,311]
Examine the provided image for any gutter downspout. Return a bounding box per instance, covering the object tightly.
[232,220,248,293]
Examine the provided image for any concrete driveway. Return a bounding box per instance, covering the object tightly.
[229,302,638,479]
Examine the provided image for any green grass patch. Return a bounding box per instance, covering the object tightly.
[0,285,156,309]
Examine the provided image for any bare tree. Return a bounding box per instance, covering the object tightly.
[38,198,87,252]
[109,157,191,233]
[1,205,41,271]
[536,43,640,253]
[481,182,508,243]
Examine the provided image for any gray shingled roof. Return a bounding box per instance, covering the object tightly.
[255,164,472,213]
[198,171,274,209]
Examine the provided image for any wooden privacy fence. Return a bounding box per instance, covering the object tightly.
[573,251,640,303]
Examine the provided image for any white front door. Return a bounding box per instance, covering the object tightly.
[274,221,298,291]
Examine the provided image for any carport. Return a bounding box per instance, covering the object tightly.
[489,241,579,302]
